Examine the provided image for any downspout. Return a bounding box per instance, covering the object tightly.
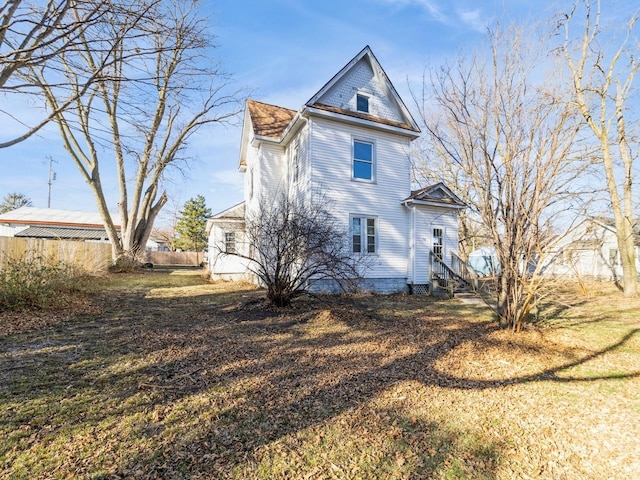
[402,200,416,286]
[411,205,416,285]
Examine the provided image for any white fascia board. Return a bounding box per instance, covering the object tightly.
[238,105,254,172]
[304,106,420,139]
[402,199,466,210]
[280,112,306,144]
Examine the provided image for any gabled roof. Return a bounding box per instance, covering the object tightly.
[246,100,296,139]
[403,182,466,209]
[210,201,245,220]
[206,202,245,234]
[305,45,420,134]
[238,46,421,170]
[0,207,121,228]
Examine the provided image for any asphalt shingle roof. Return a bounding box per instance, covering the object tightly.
[247,100,296,139]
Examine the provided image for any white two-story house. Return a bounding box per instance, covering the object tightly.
[207,46,465,294]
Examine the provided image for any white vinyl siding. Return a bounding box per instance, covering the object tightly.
[412,208,459,284]
[246,141,287,217]
[540,220,633,281]
[207,225,250,280]
[290,125,310,206]
[309,117,411,279]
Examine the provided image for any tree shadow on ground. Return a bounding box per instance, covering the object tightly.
[2,279,638,479]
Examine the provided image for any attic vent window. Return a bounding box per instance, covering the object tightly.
[356,94,369,113]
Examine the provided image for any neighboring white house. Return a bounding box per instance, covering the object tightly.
[0,207,120,242]
[0,206,167,251]
[207,46,465,293]
[542,217,640,281]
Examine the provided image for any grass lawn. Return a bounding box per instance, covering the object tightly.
[1,270,639,479]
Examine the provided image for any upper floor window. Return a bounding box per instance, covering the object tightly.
[353,140,373,181]
[352,216,376,254]
[356,94,369,113]
[225,231,236,254]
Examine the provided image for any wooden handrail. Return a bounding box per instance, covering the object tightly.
[429,250,474,296]
[450,251,479,290]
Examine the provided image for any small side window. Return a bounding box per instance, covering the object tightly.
[356,94,369,113]
[225,232,236,254]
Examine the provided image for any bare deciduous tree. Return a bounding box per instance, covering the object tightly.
[25,0,241,265]
[560,0,639,296]
[0,0,110,147]
[219,194,364,307]
[414,25,583,331]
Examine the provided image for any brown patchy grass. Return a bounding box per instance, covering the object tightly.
[1,272,639,479]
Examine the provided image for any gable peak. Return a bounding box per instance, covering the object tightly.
[305,46,419,133]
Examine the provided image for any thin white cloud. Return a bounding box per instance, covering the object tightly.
[416,0,448,24]
[379,0,489,32]
[456,8,488,33]
[211,169,244,192]
[379,0,447,23]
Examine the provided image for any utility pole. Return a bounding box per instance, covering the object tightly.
[47,155,57,208]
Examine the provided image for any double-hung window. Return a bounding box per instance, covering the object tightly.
[224,232,236,254]
[352,216,376,254]
[353,140,373,181]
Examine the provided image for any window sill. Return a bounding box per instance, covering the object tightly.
[351,177,376,184]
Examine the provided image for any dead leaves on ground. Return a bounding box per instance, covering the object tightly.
[1,275,640,479]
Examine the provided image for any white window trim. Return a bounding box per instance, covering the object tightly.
[352,137,376,183]
[350,214,378,255]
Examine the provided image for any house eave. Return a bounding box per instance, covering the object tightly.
[402,199,466,210]
[303,106,421,138]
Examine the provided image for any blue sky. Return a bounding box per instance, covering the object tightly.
[0,0,569,225]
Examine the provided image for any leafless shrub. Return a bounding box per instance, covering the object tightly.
[221,194,365,307]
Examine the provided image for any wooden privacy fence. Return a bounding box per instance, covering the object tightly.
[0,237,204,271]
[143,251,202,266]
[0,237,113,272]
